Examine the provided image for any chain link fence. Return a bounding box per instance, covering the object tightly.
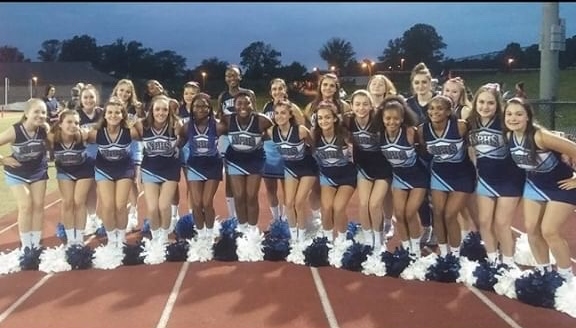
[529,100,576,141]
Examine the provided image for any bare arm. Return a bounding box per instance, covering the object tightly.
[130,121,143,140]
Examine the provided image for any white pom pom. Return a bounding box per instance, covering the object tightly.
[401,253,438,281]
[187,237,214,262]
[142,238,167,265]
[39,245,72,273]
[456,257,480,286]
[236,228,264,262]
[493,266,525,299]
[0,248,23,275]
[286,240,309,265]
[555,279,576,318]
[92,244,124,270]
[328,238,352,268]
[514,233,556,266]
[361,252,387,277]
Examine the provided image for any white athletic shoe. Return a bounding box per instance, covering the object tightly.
[84,214,99,235]
[384,221,395,239]
[126,211,139,232]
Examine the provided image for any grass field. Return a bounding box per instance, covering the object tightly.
[0,112,59,219]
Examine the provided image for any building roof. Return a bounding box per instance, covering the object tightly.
[0,62,117,84]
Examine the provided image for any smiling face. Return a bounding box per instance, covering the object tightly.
[351,93,372,119]
[152,99,170,125]
[320,76,338,99]
[504,101,530,132]
[147,80,164,97]
[383,107,403,134]
[80,88,97,110]
[25,100,47,127]
[442,81,462,106]
[183,86,200,105]
[59,112,80,136]
[316,107,337,132]
[225,67,241,88]
[273,103,292,126]
[234,94,252,118]
[475,91,498,120]
[192,97,211,121]
[104,103,125,127]
[427,98,452,124]
[270,80,287,102]
[368,77,387,97]
[115,82,133,104]
[411,73,431,96]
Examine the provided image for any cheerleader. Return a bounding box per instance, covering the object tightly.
[467,84,525,265]
[77,85,103,235]
[504,97,576,281]
[419,95,476,257]
[346,90,392,251]
[49,110,95,245]
[131,96,182,244]
[267,100,318,241]
[0,99,49,249]
[85,99,138,248]
[219,91,273,233]
[181,93,224,238]
[377,96,427,257]
[312,101,357,243]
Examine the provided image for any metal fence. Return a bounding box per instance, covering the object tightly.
[528,100,576,140]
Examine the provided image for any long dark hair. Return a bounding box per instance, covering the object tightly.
[374,95,418,133]
[502,97,541,164]
[312,101,348,147]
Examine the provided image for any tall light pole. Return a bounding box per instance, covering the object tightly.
[201,72,207,90]
[361,59,375,76]
[32,76,37,97]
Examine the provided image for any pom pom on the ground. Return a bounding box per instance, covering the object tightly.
[474,262,510,291]
[142,238,167,265]
[460,231,487,262]
[166,239,189,262]
[304,237,331,267]
[514,233,556,266]
[96,225,107,238]
[425,253,461,283]
[122,241,145,266]
[286,239,310,265]
[401,253,438,281]
[140,218,151,239]
[20,246,44,271]
[237,228,264,262]
[39,245,71,273]
[361,252,387,277]
[0,248,23,275]
[66,244,94,270]
[555,279,576,318]
[346,221,361,240]
[515,269,564,309]
[175,214,197,240]
[55,223,67,243]
[92,244,124,270]
[382,247,412,278]
[328,238,353,268]
[187,236,214,262]
[262,220,291,261]
[493,265,524,299]
[341,242,372,272]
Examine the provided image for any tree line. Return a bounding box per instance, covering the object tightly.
[0,23,575,94]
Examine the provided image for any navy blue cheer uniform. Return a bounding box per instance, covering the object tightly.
[141,124,180,183]
[94,127,134,181]
[314,135,357,188]
[4,123,48,186]
[350,117,392,181]
[262,101,285,179]
[77,107,103,160]
[272,124,318,179]
[54,138,94,181]
[186,117,223,181]
[225,114,265,175]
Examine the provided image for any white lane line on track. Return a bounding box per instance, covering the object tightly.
[467,286,524,328]
[0,198,62,235]
[155,262,190,328]
[0,273,54,324]
[310,267,340,328]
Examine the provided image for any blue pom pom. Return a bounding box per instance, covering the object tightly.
[166,240,189,262]
[96,225,107,238]
[141,218,151,234]
[425,254,461,283]
[267,219,291,239]
[55,223,67,242]
[20,246,44,270]
[472,261,506,291]
[303,237,330,267]
[460,231,487,262]
[122,241,145,266]
[261,220,291,261]
[341,242,372,272]
[66,244,94,270]
[220,217,239,237]
[175,214,197,240]
[346,221,361,240]
[212,232,240,262]
[515,269,565,309]
[381,247,412,277]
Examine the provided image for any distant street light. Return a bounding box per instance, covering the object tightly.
[32,76,37,97]
[330,66,336,72]
[507,58,515,70]
[400,58,405,71]
[361,59,375,76]
[201,71,207,90]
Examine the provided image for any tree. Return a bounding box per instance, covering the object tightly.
[37,39,61,62]
[384,24,446,73]
[0,46,27,62]
[193,57,230,81]
[99,39,154,79]
[496,42,525,71]
[378,37,404,70]
[319,37,356,73]
[275,61,308,82]
[240,41,282,80]
[59,34,100,66]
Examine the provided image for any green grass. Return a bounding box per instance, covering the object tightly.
[0,112,59,220]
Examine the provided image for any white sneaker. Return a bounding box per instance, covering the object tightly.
[168,215,178,233]
[420,226,432,245]
[384,221,395,239]
[126,211,138,232]
[84,214,98,235]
